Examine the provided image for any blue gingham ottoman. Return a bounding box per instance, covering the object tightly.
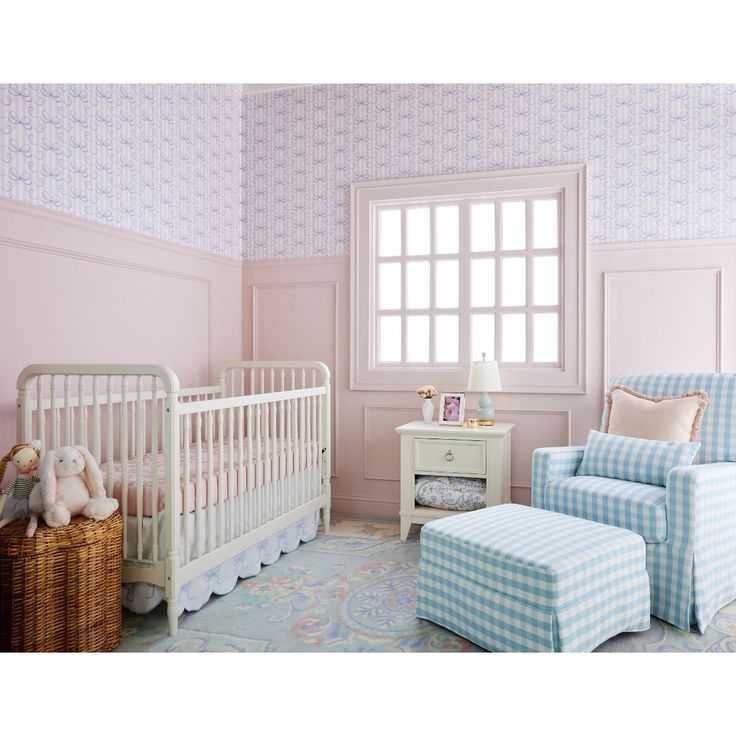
[416,504,650,652]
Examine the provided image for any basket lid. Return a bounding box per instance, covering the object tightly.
[0,512,122,558]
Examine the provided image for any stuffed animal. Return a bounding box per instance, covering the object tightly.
[0,441,42,531]
[25,445,119,538]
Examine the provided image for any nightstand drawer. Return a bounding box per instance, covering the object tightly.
[414,438,486,475]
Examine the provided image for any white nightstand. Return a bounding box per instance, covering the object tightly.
[395,421,514,541]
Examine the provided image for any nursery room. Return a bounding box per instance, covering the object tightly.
[1,1,735,732]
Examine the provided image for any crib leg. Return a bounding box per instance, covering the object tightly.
[322,507,330,533]
[167,599,179,636]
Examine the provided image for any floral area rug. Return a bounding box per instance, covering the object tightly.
[117,518,736,653]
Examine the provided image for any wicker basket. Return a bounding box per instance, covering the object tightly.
[0,512,123,652]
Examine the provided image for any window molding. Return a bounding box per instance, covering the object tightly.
[350,164,587,393]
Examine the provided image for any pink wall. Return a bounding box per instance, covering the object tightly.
[0,198,243,455]
[243,240,736,519]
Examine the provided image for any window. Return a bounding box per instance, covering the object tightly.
[351,165,586,393]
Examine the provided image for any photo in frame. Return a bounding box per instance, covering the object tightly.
[439,392,465,426]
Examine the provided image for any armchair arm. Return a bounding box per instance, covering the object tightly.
[531,446,586,509]
[665,463,736,548]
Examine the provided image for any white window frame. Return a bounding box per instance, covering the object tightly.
[350,164,587,393]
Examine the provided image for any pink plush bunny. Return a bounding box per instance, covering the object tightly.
[26,446,119,538]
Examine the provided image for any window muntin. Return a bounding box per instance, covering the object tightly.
[351,164,586,394]
[374,196,562,368]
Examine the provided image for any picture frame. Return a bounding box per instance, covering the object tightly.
[438,392,465,426]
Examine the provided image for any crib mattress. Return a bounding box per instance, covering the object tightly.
[107,439,320,517]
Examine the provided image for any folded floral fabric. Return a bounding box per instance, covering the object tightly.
[415,475,486,511]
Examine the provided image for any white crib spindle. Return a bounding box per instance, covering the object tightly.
[64,375,71,445]
[195,411,203,559]
[136,376,144,561]
[305,395,312,505]
[207,410,215,552]
[255,404,262,527]
[120,377,129,558]
[228,407,235,542]
[278,398,285,514]
[36,376,46,453]
[264,401,270,522]
[92,376,101,463]
[286,397,293,512]
[246,405,253,532]
[183,413,191,564]
[217,408,225,547]
[77,375,86,447]
[237,405,245,538]
[151,384,160,563]
[106,376,114,495]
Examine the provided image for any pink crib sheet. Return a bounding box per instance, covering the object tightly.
[107,440,320,517]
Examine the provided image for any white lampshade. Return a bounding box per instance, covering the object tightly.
[467,353,502,392]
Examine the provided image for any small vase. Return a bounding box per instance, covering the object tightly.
[421,398,434,423]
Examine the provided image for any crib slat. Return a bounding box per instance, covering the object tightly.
[264,401,270,523]
[247,405,253,532]
[151,384,159,563]
[37,376,46,453]
[106,376,114,495]
[255,404,262,527]
[120,377,128,557]
[92,376,101,463]
[207,410,215,553]
[237,405,245,537]
[278,398,285,515]
[64,375,72,445]
[136,376,144,561]
[318,394,324,502]
[217,408,225,548]
[305,394,312,505]
[286,397,293,513]
[183,412,191,564]
[228,407,235,542]
[195,411,203,559]
[77,375,85,446]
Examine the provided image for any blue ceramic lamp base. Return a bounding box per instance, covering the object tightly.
[476,391,496,426]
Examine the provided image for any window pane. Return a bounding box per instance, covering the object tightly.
[379,316,401,362]
[435,205,459,254]
[534,313,558,362]
[501,201,526,250]
[471,203,495,252]
[406,260,430,309]
[471,314,495,362]
[379,262,402,309]
[533,256,558,306]
[435,315,459,362]
[435,259,459,308]
[471,258,495,308]
[502,314,526,362]
[378,208,401,257]
[407,315,430,362]
[501,257,526,307]
[406,207,430,255]
[533,199,558,250]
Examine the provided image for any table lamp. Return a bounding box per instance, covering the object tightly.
[467,353,502,426]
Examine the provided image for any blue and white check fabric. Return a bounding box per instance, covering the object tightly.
[533,372,736,633]
[544,475,667,543]
[576,430,699,486]
[602,373,736,464]
[416,504,650,652]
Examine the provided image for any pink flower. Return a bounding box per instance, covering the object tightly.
[416,385,439,399]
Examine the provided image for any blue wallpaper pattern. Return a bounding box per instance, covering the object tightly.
[1,84,242,259]
[2,84,735,261]
[241,84,736,261]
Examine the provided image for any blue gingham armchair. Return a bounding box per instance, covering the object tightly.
[532,373,736,633]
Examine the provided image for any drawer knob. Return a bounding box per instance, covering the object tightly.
[445,450,455,462]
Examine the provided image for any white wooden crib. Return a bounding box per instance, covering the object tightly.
[16,361,331,635]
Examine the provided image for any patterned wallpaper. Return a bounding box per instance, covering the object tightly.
[3,84,735,262]
[0,84,242,259]
[241,84,736,261]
